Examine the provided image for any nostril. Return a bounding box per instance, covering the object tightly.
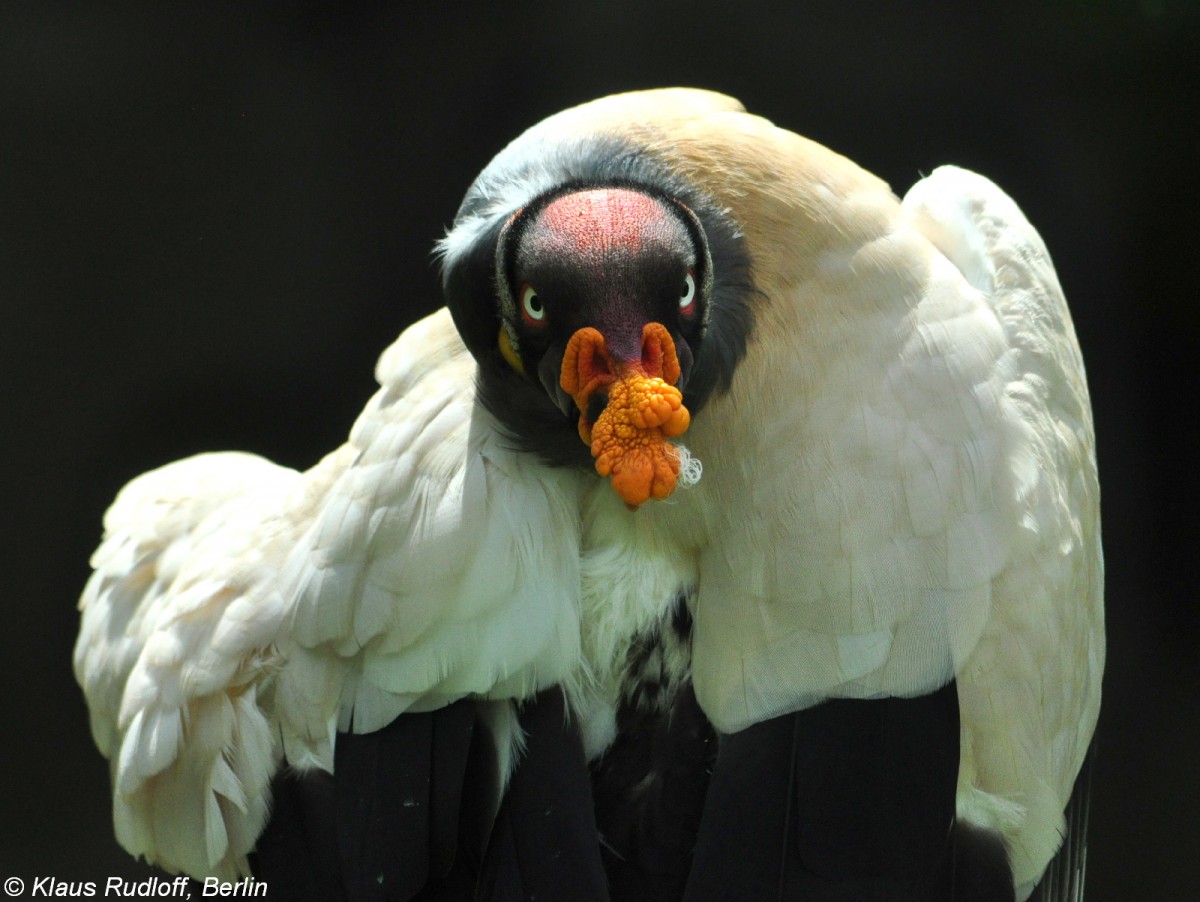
[576,351,615,394]
[577,333,614,383]
[641,340,663,377]
[640,323,679,382]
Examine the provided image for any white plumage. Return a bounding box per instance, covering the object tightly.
[76,310,586,877]
[76,451,299,876]
[75,89,1102,900]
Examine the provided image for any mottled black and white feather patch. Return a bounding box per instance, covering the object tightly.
[614,594,695,717]
[591,597,717,902]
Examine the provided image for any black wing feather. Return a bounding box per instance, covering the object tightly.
[683,680,968,901]
[476,688,609,902]
[253,700,479,901]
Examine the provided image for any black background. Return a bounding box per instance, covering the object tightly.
[2,2,1196,898]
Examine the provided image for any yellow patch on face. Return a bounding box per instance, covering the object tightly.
[561,323,692,507]
[498,327,524,375]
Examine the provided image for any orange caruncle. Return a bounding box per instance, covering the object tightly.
[561,323,693,507]
[590,374,690,506]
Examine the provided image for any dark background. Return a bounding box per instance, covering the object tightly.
[2,1,1196,898]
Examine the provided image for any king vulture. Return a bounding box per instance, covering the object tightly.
[75,88,1103,901]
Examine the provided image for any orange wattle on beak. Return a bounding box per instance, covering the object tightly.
[560,323,692,507]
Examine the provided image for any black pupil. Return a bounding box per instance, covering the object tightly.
[681,280,690,298]
[528,293,541,313]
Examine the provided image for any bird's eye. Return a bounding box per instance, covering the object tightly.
[521,283,547,326]
[679,270,697,314]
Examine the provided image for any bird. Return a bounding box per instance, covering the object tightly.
[74,88,1103,901]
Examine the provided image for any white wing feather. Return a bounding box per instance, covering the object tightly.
[75,308,586,877]
[274,309,583,766]
[75,452,301,878]
[904,166,1103,897]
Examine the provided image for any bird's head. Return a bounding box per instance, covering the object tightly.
[491,185,711,506]
[442,161,754,509]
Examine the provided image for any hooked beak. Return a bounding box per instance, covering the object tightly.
[560,322,692,507]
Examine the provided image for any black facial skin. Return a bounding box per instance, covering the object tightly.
[442,139,757,469]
